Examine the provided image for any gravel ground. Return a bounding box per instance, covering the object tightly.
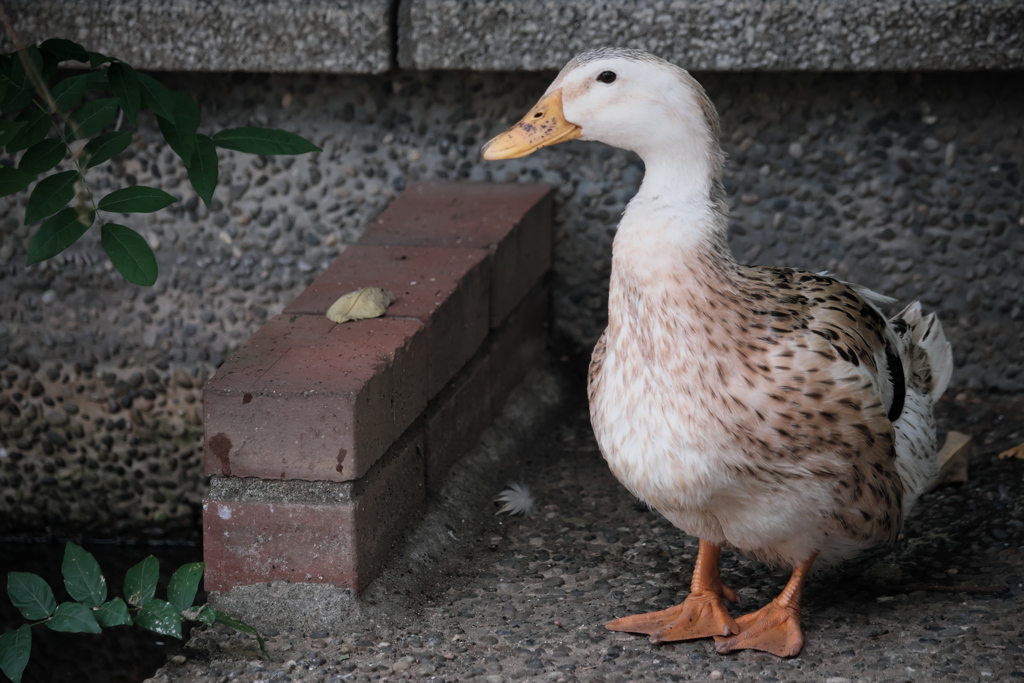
[147,388,1024,682]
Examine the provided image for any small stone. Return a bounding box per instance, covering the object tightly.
[229,183,249,201]
[173,368,194,389]
[787,142,804,159]
[935,124,958,142]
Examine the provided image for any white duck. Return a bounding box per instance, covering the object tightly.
[483,48,953,657]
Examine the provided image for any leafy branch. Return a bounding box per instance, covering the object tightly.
[0,33,320,286]
[0,542,267,683]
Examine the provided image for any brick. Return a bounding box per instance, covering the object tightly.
[360,181,553,327]
[423,282,549,491]
[203,431,426,593]
[203,314,428,482]
[422,354,492,494]
[285,244,490,398]
[487,283,550,418]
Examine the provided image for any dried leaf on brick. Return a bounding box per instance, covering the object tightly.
[326,287,395,324]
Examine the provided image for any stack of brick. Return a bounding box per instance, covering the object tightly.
[202,182,553,593]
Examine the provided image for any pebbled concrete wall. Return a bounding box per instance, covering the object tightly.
[4,0,394,73]
[6,0,1023,72]
[1,73,1022,532]
[400,0,1024,71]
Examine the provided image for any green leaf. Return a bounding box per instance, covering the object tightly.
[136,599,182,639]
[19,138,66,175]
[0,47,42,113]
[124,555,159,606]
[102,223,158,286]
[41,39,90,64]
[94,597,132,627]
[6,107,51,153]
[212,127,321,155]
[186,134,218,208]
[83,130,132,169]
[88,52,112,69]
[7,572,56,620]
[0,165,35,197]
[25,208,94,266]
[98,186,177,214]
[50,73,89,111]
[212,609,268,659]
[107,62,141,125]
[167,562,204,612]
[137,73,176,124]
[0,624,31,683]
[0,119,27,146]
[46,602,102,634]
[65,98,119,140]
[157,91,200,166]
[25,170,78,224]
[39,51,59,85]
[85,70,109,93]
[62,542,107,608]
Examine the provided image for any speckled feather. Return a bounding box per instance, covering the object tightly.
[568,48,954,570]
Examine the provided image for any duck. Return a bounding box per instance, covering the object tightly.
[482,47,953,657]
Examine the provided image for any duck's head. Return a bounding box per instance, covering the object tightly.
[482,48,720,164]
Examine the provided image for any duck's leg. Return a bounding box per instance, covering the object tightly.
[606,539,739,642]
[713,552,817,657]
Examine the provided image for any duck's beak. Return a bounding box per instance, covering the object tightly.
[482,89,582,160]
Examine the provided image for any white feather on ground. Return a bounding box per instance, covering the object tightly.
[495,483,536,516]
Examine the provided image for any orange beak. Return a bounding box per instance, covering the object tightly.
[481,89,582,160]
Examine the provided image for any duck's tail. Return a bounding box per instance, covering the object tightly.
[893,301,953,402]
[889,301,953,515]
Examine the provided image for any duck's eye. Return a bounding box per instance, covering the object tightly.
[597,71,617,84]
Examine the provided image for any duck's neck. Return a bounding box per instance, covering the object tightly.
[612,140,736,293]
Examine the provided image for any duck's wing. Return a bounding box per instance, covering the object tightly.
[734,267,909,547]
[769,268,905,419]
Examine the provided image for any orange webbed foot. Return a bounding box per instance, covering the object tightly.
[714,551,817,657]
[606,584,739,643]
[713,598,804,657]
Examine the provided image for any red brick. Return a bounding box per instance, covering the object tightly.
[203,314,428,482]
[204,432,426,593]
[204,499,359,591]
[360,181,553,327]
[422,355,492,494]
[284,244,490,398]
[486,283,550,418]
[423,283,549,491]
